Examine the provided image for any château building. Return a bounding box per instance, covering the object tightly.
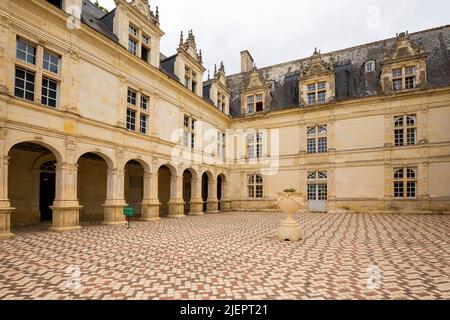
[0,0,449,239]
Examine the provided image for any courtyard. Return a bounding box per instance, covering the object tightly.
[0,212,449,300]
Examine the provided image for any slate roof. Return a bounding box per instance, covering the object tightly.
[227,25,450,117]
[78,2,450,118]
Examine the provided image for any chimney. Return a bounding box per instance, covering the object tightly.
[240,50,254,73]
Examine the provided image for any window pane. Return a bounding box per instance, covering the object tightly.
[407,115,416,126]
[393,68,402,77]
[393,79,402,91]
[394,181,404,198]
[318,171,327,179]
[16,38,36,65]
[307,184,317,200]
[317,91,326,102]
[141,95,149,110]
[307,93,316,104]
[407,181,416,198]
[43,51,60,74]
[248,186,255,198]
[41,76,58,108]
[407,128,416,145]
[126,109,136,131]
[307,84,316,92]
[317,82,326,90]
[307,172,317,180]
[318,137,328,153]
[407,168,416,179]
[394,116,404,127]
[405,66,416,75]
[318,184,328,200]
[307,138,316,154]
[14,67,34,101]
[127,89,136,105]
[394,168,404,179]
[256,185,263,198]
[395,129,404,147]
[405,76,416,89]
[140,114,147,134]
[318,125,327,135]
[307,127,316,137]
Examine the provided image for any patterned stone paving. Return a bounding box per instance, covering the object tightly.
[0,212,449,300]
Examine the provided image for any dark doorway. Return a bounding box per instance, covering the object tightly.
[183,170,192,214]
[217,175,223,211]
[39,172,55,221]
[202,173,208,212]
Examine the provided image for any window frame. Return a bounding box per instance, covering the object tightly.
[247,174,264,199]
[306,125,328,154]
[393,167,417,199]
[392,65,417,91]
[246,93,264,114]
[306,81,327,105]
[394,114,417,147]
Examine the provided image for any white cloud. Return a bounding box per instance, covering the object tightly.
[95,0,450,75]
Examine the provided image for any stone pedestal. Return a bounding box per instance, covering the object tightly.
[276,215,303,242]
[103,203,127,225]
[206,200,219,214]
[168,200,185,218]
[189,199,204,216]
[0,207,14,240]
[140,201,161,221]
[49,205,82,233]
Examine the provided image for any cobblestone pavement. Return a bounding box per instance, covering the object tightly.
[0,212,449,300]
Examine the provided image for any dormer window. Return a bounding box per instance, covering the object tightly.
[365,61,375,72]
[141,33,151,63]
[307,81,327,105]
[246,94,263,114]
[142,34,150,45]
[128,39,137,55]
[217,92,226,112]
[392,66,416,91]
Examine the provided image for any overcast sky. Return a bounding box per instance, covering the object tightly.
[96,0,449,76]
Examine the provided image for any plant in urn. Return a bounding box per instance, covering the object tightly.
[276,188,303,242]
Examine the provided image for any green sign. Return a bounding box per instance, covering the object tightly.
[123,207,134,217]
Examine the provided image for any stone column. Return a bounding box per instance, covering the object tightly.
[220,180,231,212]
[141,172,161,221]
[0,155,14,240]
[167,174,185,218]
[189,178,204,215]
[50,162,82,233]
[206,177,219,213]
[103,168,127,225]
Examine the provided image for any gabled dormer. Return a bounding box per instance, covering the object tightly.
[112,0,164,68]
[208,62,230,114]
[174,30,206,97]
[241,66,271,115]
[380,32,428,95]
[299,48,335,106]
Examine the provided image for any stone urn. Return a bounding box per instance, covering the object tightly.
[275,191,303,242]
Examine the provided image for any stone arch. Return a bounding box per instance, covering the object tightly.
[124,159,148,217]
[7,139,64,163]
[75,150,115,169]
[122,156,151,174]
[7,141,63,226]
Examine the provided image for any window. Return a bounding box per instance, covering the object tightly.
[217,132,226,158]
[184,66,197,94]
[365,61,375,73]
[142,34,150,45]
[140,94,149,110]
[16,38,36,65]
[126,89,149,134]
[248,174,263,199]
[127,88,137,105]
[394,167,417,199]
[43,51,60,74]
[14,67,35,101]
[183,115,196,149]
[41,76,58,107]
[247,132,263,159]
[129,25,138,37]
[308,171,328,201]
[128,39,137,55]
[126,109,136,131]
[140,114,147,134]
[394,115,417,147]
[392,66,416,91]
[307,125,328,154]
[217,93,227,112]
[306,81,327,105]
[246,94,264,114]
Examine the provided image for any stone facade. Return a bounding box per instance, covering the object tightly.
[0,0,449,239]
